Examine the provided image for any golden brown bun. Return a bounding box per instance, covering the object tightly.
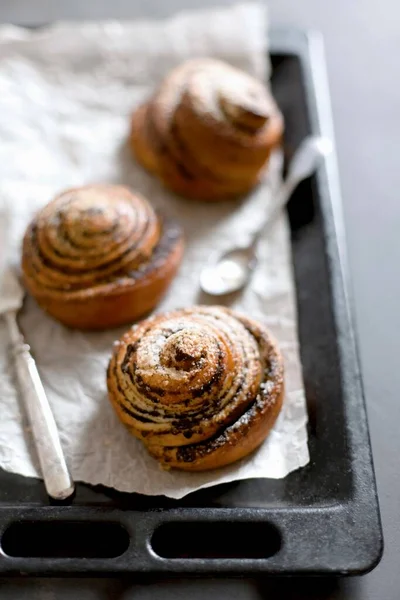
[130,59,284,201]
[21,185,184,330]
[107,306,284,471]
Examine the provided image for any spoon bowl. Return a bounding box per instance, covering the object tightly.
[200,246,257,296]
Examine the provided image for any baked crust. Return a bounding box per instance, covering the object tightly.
[107,305,284,471]
[21,184,184,329]
[130,58,283,201]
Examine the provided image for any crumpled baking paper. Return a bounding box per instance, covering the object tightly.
[0,3,309,499]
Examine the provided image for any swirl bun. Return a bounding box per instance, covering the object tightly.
[130,59,283,201]
[107,306,284,471]
[22,185,183,329]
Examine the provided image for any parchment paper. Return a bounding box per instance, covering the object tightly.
[0,3,309,499]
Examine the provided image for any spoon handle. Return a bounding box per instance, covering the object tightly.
[252,136,332,247]
[251,178,298,246]
[6,311,75,501]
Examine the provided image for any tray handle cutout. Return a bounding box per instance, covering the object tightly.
[151,521,281,559]
[1,521,130,558]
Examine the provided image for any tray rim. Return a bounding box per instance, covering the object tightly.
[269,26,384,571]
[0,26,383,577]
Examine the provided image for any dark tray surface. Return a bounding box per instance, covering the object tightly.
[0,28,383,577]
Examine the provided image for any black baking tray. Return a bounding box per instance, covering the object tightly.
[0,28,383,576]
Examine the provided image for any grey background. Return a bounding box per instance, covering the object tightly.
[0,1,399,598]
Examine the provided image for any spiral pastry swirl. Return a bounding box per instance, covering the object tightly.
[107,306,284,471]
[22,185,183,329]
[130,58,284,201]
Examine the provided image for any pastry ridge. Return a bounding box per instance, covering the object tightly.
[130,58,284,201]
[22,184,184,329]
[107,305,284,471]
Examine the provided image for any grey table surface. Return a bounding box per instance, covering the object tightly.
[0,0,399,598]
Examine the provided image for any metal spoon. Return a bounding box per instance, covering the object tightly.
[200,136,332,296]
